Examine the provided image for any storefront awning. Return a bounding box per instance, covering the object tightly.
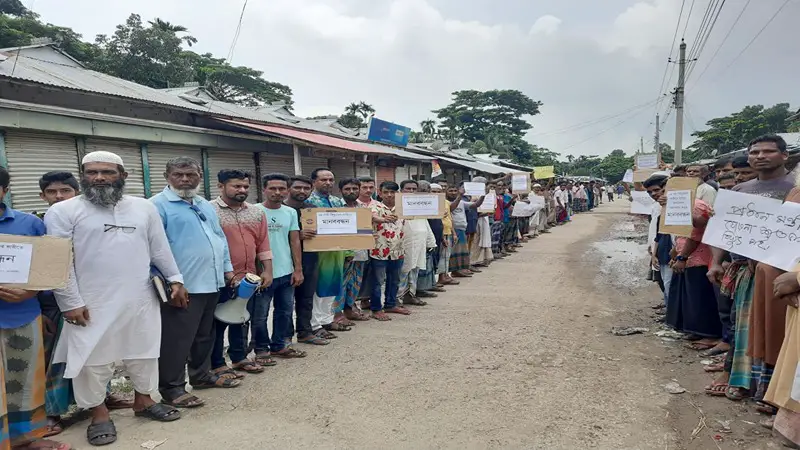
[437,155,511,174]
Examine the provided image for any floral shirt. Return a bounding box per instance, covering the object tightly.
[369,201,405,260]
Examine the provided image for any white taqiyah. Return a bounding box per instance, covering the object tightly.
[82,151,124,168]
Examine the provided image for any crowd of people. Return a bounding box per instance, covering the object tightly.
[0,149,612,449]
[641,134,800,448]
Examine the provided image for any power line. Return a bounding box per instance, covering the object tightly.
[681,0,697,37]
[709,0,791,82]
[559,107,652,152]
[530,98,661,138]
[686,0,726,80]
[226,0,249,63]
[654,0,686,114]
[688,0,751,86]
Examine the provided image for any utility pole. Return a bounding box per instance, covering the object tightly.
[674,40,686,165]
[654,114,660,153]
[640,137,644,154]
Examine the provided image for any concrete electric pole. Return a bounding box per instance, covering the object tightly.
[674,40,686,165]
[654,114,660,153]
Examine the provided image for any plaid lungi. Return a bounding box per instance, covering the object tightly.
[334,259,366,314]
[1,316,47,449]
[449,229,470,272]
[729,266,755,389]
[491,221,504,255]
[417,252,437,291]
[502,220,517,245]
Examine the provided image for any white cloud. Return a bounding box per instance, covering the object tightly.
[30,0,798,159]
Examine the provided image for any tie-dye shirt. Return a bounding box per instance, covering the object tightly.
[306,191,346,297]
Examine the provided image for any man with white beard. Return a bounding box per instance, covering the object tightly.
[44,151,188,446]
[150,157,238,408]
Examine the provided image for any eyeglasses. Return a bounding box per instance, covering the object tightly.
[189,204,207,222]
[104,224,136,233]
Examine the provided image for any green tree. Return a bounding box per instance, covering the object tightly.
[596,149,635,183]
[420,119,436,139]
[186,52,292,107]
[0,5,99,63]
[689,103,794,159]
[657,143,674,164]
[339,101,375,129]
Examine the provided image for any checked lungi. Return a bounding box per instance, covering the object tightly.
[449,229,470,272]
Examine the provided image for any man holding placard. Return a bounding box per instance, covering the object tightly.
[468,177,493,268]
[398,180,437,306]
[367,181,409,321]
[333,178,371,324]
[447,185,485,277]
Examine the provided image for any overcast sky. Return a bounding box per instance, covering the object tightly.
[32,0,798,159]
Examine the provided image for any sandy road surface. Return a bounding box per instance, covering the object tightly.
[56,200,684,449]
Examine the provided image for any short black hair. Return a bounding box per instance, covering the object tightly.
[39,171,79,192]
[0,166,9,190]
[400,179,418,189]
[218,169,252,184]
[338,177,361,190]
[643,175,669,189]
[713,157,732,169]
[358,176,375,184]
[310,168,332,180]
[731,156,750,169]
[262,173,291,188]
[289,175,313,188]
[379,181,399,192]
[748,134,787,153]
[673,164,687,172]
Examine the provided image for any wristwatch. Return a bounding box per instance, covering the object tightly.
[675,255,688,262]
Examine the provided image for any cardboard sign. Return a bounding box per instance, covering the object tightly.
[0,234,72,290]
[636,153,659,169]
[396,193,445,219]
[300,208,374,252]
[511,174,531,193]
[622,169,634,183]
[702,190,800,271]
[658,177,698,237]
[630,191,656,215]
[532,166,555,180]
[633,168,659,183]
[479,190,497,212]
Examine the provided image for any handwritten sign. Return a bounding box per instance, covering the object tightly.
[512,201,538,217]
[529,195,546,208]
[0,242,33,284]
[630,191,656,215]
[479,190,497,212]
[397,193,444,219]
[511,174,530,193]
[636,153,659,169]
[532,166,555,180]
[702,190,800,271]
[658,177,697,237]
[316,212,357,235]
[622,169,634,183]
[463,182,486,197]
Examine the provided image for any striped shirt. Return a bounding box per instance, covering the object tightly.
[212,198,272,278]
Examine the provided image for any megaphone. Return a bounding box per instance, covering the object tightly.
[214,273,261,324]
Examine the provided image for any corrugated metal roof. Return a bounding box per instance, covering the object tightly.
[437,155,509,174]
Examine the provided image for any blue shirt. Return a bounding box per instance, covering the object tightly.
[0,204,46,329]
[463,195,478,234]
[150,188,233,294]
[257,204,299,278]
[502,194,513,223]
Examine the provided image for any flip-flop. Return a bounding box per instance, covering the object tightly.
[134,403,181,422]
[704,382,729,396]
[43,418,64,438]
[272,347,307,358]
[232,360,265,374]
[700,346,729,357]
[161,392,204,408]
[703,362,724,372]
[298,335,330,345]
[191,374,241,390]
[725,387,748,401]
[254,353,278,367]
[87,420,117,446]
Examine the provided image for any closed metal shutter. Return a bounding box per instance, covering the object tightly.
[85,138,145,197]
[146,144,204,198]
[301,157,329,177]
[258,152,295,178]
[395,165,410,182]
[356,163,371,178]
[207,150,258,203]
[376,166,394,186]
[4,131,79,213]
[329,158,355,194]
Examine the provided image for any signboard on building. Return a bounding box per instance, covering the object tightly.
[367,117,411,147]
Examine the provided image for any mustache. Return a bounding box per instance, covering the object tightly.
[81,177,125,207]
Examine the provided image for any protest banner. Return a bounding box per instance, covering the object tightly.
[511,174,531,193]
[300,208,374,252]
[702,189,800,271]
[532,166,555,180]
[397,193,445,219]
[658,177,697,237]
[463,182,486,197]
[630,191,656,215]
[635,153,659,169]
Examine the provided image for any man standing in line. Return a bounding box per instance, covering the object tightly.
[36,172,134,439]
[283,176,328,345]
[254,173,307,359]
[306,169,350,336]
[398,179,437,306]
[210,169,273,375]
[447,184,474,277]
[150,157,239,408]
[333,178,371,324]
[356,176,380,311]
[0,166,70,450]
[433,182,457,285]
[416,181,446,296]
[46,151,187,446]
[586,181,595,212]
[368,181,409,321]
[554,182,567,223]
[468,177,493,268]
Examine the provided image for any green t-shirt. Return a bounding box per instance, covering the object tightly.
[258,204,300,278]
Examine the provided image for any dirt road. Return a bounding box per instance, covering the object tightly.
[55,200,772,449]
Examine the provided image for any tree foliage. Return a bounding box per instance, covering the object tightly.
[339,101,375,129]
[558,149,634,183]
[688,103,794,160]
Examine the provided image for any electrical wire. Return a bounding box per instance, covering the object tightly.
[654,0,686,114]
[530,97,661,138]
[686,0,726,81]
[559,107,652,152]
[688,0,751,87]
[226,0,249,63]
[681,0,697,37]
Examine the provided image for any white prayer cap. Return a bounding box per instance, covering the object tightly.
[430,183,442,190]
[651,170,671,178]
[82,151,124,168]
[472,176,487,183]
[533,183,542,188]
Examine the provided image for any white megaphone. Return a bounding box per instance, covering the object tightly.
[214,273,262,324]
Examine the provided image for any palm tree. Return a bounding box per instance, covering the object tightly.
[566,155,575,163]
[149,18,197,46]
[420,119,436,138]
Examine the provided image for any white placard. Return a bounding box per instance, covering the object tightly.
[316,212,358,235]
[512,174,529,193]
[636,153,659,169]
[463,182,486,197]
[529,195,546,208]
[630,191,656,215]
[512,202,538,217]
[664,190,693,226]
[622,169,634,183]
[479,190,497,212]
[701,189,800,271]
[0,242,33,284]
[401,194,440,217]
